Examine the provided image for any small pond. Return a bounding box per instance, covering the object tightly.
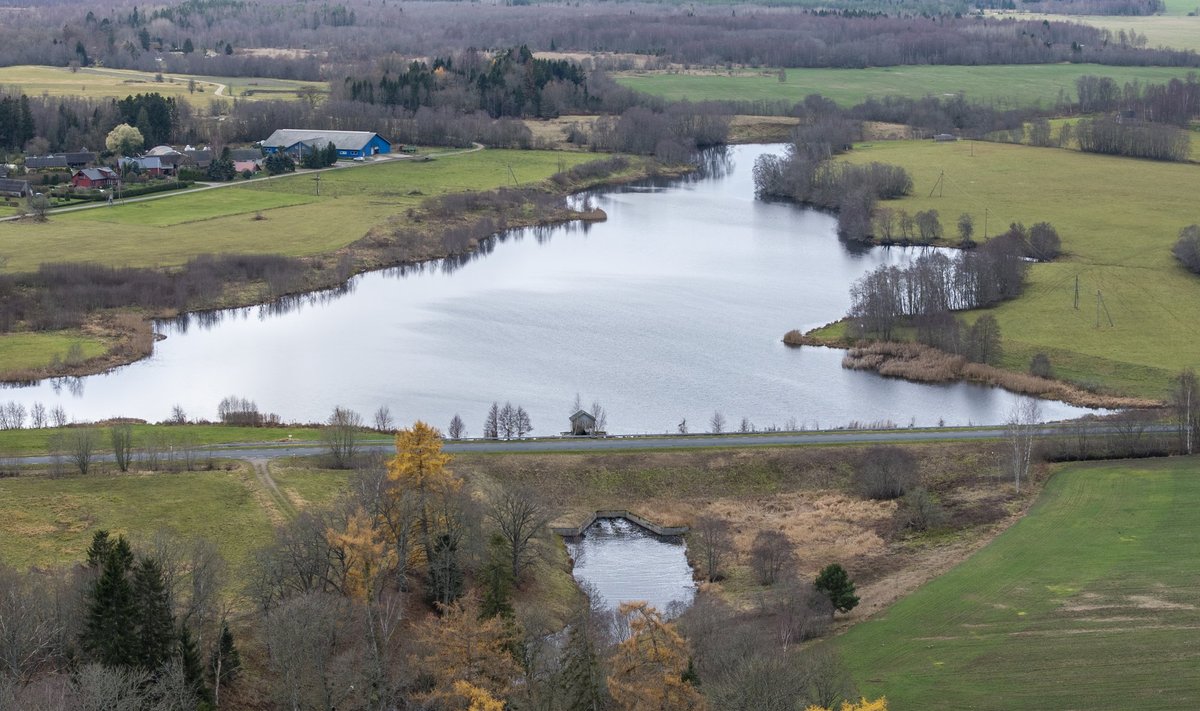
[565,517,697,617]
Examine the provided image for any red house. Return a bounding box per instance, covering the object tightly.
[71,167,120,189]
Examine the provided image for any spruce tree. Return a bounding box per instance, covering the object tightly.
[209,621,242,706]
[83,550,138,666]
[814,563,860,615]
[178,624,211,703]
[480,534,514,620]
[558,613,606,711]
[132,557,176,671]
[85,530,112,568]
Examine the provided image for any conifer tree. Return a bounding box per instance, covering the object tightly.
[480,534,514,620]
[83,549,138,666]
[179,624,211,703]
[209,621,242,707]
[131,556,176,671]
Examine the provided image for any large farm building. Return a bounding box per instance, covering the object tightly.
[261,129,391,160]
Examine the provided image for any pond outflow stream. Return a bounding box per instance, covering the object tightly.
[565,517,696,617]
[3,144,1098,430]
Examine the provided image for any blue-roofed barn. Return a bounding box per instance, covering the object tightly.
[260,129,391,160]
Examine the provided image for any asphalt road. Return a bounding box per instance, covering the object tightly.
[7,424,1121,465]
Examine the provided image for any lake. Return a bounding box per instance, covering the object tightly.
[1,144,1096,432]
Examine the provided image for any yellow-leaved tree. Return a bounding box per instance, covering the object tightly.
[806,698,888,711]
[415,595,521,706]
[607,602,705,711]
[451,681,505,711]
[326,506,395,601]
[387,421,460,565]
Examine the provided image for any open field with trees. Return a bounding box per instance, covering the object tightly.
[0,65,325,107]
[826,139,1200,398]
[615,64,1200,108]
[838,456,1200,709]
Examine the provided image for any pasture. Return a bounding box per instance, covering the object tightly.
[840,139,1200,398]
[0,149,598,273]
[838,457,1200,709]
[0,331,106,372]
[615,63,1200,108]
[0,65,326,107]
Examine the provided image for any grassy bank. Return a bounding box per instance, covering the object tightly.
[615,64,1200,108]
[832,139,1200,399]
[838,457,1200,709]
[0,423,347,457]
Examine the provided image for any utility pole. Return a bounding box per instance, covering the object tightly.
[1074,275,1079,310]
[314,173,320,197]
[984,207,989,240]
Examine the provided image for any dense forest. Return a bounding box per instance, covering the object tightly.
[1,0,1197,81]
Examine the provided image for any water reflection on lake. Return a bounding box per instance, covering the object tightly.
[2,144,1099,430]
[566,517,696,617]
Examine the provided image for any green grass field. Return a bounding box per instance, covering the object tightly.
[0,331,107,372]
[0,65,326,108]
[839,457,1200,709]
[0,424,365,457]
[0,150,597,273]
[839,139,1200,398]
[0,467,276,573]
[616,64,1200,108]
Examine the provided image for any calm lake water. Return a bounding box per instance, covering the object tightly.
[3,144,1096,432]
[566,517,696,617]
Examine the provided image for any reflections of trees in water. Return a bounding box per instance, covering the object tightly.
[152,151,734,335]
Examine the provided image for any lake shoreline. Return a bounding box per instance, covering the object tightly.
[789,328,1161,410]
[0,158,691,385]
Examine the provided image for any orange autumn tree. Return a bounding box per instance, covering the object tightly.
[415,595,521,707]
[607,602,705,711]
[326,506,395,600]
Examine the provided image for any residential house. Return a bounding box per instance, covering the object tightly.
[0,178,32,198]
[183,147,214,168]
[119,156,171,177]
[233,160,260,174]
[71,167,120,189]
[25,152,95,169]
[261,129,391,160]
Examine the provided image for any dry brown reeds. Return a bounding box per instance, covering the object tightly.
[842,341,1160,410]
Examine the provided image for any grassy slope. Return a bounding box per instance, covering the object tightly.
[840,139,1200,398]
[0,65,325,107]
[615,64,1200,108]
[0,150,597,272]
[838,457,1200,709]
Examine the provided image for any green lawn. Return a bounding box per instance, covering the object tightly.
[0,331,107,371]
[0,150,599,272]
[839,457,1200,709]
[616,64,1200,108]
[0,468,275,573]
[0,424,356,457]
[840,139,1200,398]
[0,65,326,108]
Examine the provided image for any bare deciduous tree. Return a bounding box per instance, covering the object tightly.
[373,405,394,433]
[487,489,552,582]
[853,445,919,500]
[750,530,794,586]
[50,406,67,428]
[710,411,726,434]
[110,424,133,473]
[1005,398,1041,494]
[323,406,362,469]
[691,516,734,583]
[30,403,46,429]
[68,428,99,475]
[447,414,466,440]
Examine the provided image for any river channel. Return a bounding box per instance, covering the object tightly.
[3,144,1096,431]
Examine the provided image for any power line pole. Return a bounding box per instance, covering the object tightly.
[1074,274,1079,310]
